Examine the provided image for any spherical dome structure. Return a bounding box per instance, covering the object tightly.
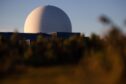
[24,5,72,33]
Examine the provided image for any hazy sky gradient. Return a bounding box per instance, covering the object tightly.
[0,0,126,35]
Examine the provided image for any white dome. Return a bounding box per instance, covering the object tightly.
[24,5,72,33]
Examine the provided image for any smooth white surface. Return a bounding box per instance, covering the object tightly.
[24,5,72,33]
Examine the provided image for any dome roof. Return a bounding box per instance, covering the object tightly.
[24,5,72,33]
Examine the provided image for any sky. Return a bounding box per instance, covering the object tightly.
[0,0,126,36]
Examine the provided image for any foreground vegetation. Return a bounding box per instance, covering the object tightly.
[0,16,126,84]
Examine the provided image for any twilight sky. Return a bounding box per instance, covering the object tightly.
[0,0,126,36]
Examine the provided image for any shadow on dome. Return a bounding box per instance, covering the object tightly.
[41,5,72,33]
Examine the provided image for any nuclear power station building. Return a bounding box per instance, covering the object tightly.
[0,5,80,40]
